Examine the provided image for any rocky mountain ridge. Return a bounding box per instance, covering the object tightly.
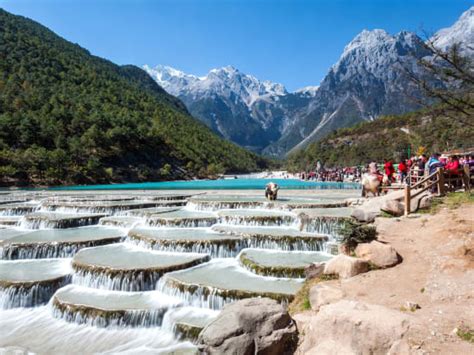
[145,6,473,157]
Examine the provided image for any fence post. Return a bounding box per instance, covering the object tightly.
[404,185,411,216]
[437,168,445,196]
[464,164,471,192]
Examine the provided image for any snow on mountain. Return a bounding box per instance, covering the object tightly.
[144,6,473,157]
[432,6,473,54]
[295,86,320,97]
[143,64,300,151]
[144,65,287,107]
[264,28,434,156]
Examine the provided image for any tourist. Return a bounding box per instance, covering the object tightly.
[427,153,444,193]
[445,155,460,174]
[398,159,407,183]
[445,155,462,190]
[417,155,427,179]
[427,153,444,175]
[383,159,395,183]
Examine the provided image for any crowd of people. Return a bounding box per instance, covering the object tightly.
[298,153,474,185]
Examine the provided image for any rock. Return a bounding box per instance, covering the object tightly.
[309,283,345,311]
[324,254,369,279]
[351,208,380,223]
[381,200,404,217]
[355,240,400,268]
[299,300,411,355]
[338,243,351,255]
[418,195,433,210]
[304,262,326,280]
[404,301,421,311]
[197,298,298,355]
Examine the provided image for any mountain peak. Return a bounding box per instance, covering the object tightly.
[432,6,474,54]
[343,29,391,54]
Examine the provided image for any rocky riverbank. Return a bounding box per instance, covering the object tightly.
[292,196,473,354]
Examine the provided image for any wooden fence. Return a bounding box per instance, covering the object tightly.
[404,166,471,215]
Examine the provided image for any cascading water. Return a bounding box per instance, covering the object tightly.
[72,269,161,292]
[19,214,105,230]
[0,276,71,309]
[125,236,249,258]
[1,239,122,260]
[0,306,196,353]
[0,188,358,352]
[299,216,347,236]
[145,218,217,228]
[244,237,325,251]
[156,277,234,311]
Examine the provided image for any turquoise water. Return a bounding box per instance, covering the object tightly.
[51,179,360,191]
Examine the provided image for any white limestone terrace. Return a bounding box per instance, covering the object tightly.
[0,258,72,309]
[0,188,358,350]
[0,258,71,286]
[52,284,184,327]
[71,243,210,291]
[126,227,245,257]
[157,258,303,310]
[0,227,124,259]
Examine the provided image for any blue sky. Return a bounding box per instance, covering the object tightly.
[0,0,470,91]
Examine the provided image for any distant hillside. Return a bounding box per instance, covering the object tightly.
[0,9,266,186]
[286,106,474,170]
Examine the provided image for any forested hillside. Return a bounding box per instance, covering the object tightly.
[0,9,266,186]
[286,107,474,170]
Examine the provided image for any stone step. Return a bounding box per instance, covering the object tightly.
[157,259,303,310]
[0,258,72,309]
[72,243,209,291]
[52,284,183,327]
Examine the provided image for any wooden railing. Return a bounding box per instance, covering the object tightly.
[404,166,472,215]
[404,168,442,216]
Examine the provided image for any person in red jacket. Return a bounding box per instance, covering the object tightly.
[445,155,462,190]
[398,159,408,183]
[383,159,395,183]
[445,155,460,175]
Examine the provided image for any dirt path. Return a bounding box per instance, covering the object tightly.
[296,203,474,354]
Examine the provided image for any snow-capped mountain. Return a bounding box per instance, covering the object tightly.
[144,65,306,151]
[145,6,473,156]
[432,6,473,55]
[263,29,434,156]
[265,7,474,156]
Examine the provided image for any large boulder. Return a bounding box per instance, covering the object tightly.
[299,300,411,355]
[197,298,298,355]
[351,208,380,223]
[309,283,345,311]
[324,254,369,279]
[355,240,400,268]
[304,262,326,279]
[381,200,405,217]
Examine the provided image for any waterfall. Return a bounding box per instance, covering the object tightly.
[0,276,71,309]
[244,237,325,251]
[299,216,346,237]
[125,237,248,258]
[72,269,162,292]
[51,303,170,328]
[145,218,217,228]
[19,215,104,230]
[1,238,122,260]
[156,278,234,311]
